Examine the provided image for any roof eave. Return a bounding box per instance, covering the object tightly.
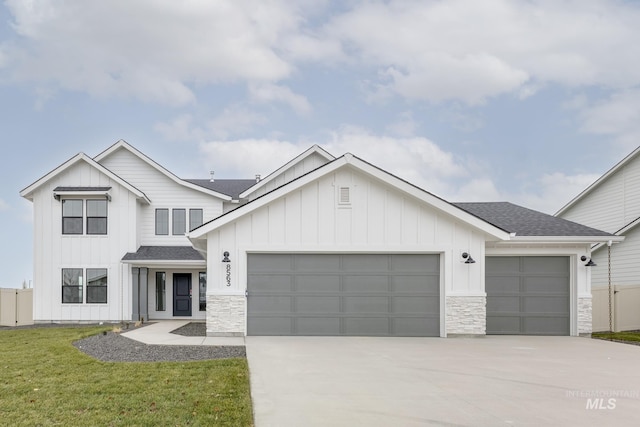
[508,235,624,244]
[121,259,206,266]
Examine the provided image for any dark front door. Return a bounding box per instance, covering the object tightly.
[173,273,192,316]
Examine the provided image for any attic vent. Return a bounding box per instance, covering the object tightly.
[338,186,351,205]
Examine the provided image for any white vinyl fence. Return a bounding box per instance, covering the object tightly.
[0,288,33,326]
[592,285,640,332]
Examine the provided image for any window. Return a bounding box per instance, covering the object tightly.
[86,200,107,235]
[62,200,83,234]
[156,272,166,311]
[199,272,207,311]
[190,209,203,231]
[86,268,108,303]
[173,209,186,235]
[62,269,83,303]
[156,209,169,235]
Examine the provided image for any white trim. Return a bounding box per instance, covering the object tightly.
[94,140,232,201]
[121,260,206,267]
[53,190,112,201]
[238,144,335,199]
[555,145,640,216]
[189,154,512,241]
[20,153,150,204]
[509,235,624,244]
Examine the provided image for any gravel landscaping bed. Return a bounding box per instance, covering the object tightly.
[74,332,245,362]
[170,321,206,336]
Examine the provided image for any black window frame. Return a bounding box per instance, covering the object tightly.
[86,200,108,235]
[62,199,83,235]
[156,272,166,311]
[199,272,207,311]
[62,268,83,303]
[86,268,108,304]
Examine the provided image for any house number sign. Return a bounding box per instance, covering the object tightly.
[226,264,231,286]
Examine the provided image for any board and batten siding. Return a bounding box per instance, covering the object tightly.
[560,157,640,233]
[97,147,224,245]
[205,166,487,298]
[31,161,138,322]
[245,151,332,201]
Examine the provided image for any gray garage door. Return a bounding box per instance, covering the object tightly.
[486,256,570,335]
[247,254,440,336]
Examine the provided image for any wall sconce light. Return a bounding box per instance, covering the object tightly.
[461,252,476,264]
[222,251,230,263]
[580,255,596,267]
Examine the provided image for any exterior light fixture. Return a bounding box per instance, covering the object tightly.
[222,251,230,263]
[461,252,476,264]
[580,255,596,267]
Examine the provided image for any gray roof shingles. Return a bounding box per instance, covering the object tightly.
[54,186,112,191]
[185,179,256,199]
[453,202,613,237]
[122,246,204,261]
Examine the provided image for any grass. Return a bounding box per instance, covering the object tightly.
[592,330,640,343]
[0,326,253,426]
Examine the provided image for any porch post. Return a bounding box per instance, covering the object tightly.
[139,267,149,322]
[131,267,140,321]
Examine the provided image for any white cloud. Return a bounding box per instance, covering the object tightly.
[208,106,267,139]
[386,111,419,137]
[154,114,200,142]
[579,89,640,150]
[249,83,312,115]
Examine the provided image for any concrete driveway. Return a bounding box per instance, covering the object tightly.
[246,336,640,426]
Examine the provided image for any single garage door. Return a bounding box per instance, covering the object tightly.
[486,256,570,335]
[247,253,440,336]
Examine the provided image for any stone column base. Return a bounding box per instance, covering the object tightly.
[578,297,592,335]
[446,296,486,336]
[206,294,245,336]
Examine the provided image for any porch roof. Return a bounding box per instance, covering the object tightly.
[122,246,205,265]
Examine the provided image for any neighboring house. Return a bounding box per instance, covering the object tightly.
[556,146,640,331]
[21,140,620,337]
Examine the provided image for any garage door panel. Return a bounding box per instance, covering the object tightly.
[343,276,389,292]
[295,276,340,292]
[249,275,293,292]
[393,275,439,293]
[295,317,341,335]
[296,296,340,313]
[248,253,440,336]
[393,296,439,313]
[486,256,570,336]
[249,254,292,271]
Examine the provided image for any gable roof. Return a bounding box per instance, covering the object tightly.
[454,202,621,243]
[94,140,232,201]
[556,145,640,216]
[185,179,256,200]
[190,153,512,241]
[238,144,335,199]
[20,153,150,203]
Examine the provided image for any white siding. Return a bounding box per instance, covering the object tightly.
[560,156,640,233]
[246,152,331,201]
[591,226,640,288]
[205,166,487,300]
[98,147,224,245]
[31,161,138,322]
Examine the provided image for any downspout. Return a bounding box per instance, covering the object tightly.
[608,240,613,333]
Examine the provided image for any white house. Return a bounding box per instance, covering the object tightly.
[556,145,640,331]
[21,140,620,337]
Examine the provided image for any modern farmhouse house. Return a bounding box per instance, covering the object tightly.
[21,140,620,337]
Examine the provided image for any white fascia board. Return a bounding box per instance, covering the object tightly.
[120,259,206,267]
[94,140,231,201]
[555,146,640,216]
[238,144,335,199]
[190,154,511,241]
[510,235,625,244]
[20,153,151,204]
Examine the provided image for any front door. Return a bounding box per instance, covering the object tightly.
[173,273,192,316]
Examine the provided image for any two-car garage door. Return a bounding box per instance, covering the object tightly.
[247,254,440,336]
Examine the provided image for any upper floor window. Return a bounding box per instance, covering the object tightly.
[87,200,107,235]
[156,209,169,235]
[62,200,83,234]
[173,209,186,235]
[190,209,203,231]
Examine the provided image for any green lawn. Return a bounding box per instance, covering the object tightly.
[0,327,253,426]
[592,330,640,343]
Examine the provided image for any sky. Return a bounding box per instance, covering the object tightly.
[1,0,640,288]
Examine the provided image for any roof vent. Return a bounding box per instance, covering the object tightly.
[210,171,215,183]
[255,174,261,183]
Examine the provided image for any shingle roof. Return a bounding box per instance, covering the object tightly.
[453,202,613,237]
[122,246,204,261]
[185,179,256,199]
[53,186,112,191]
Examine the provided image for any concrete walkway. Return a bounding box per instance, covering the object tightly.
[121,320,245,346]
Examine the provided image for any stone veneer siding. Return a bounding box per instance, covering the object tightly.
[206,295,245,336]
[578,297,592,335]
[446,296,486,335]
